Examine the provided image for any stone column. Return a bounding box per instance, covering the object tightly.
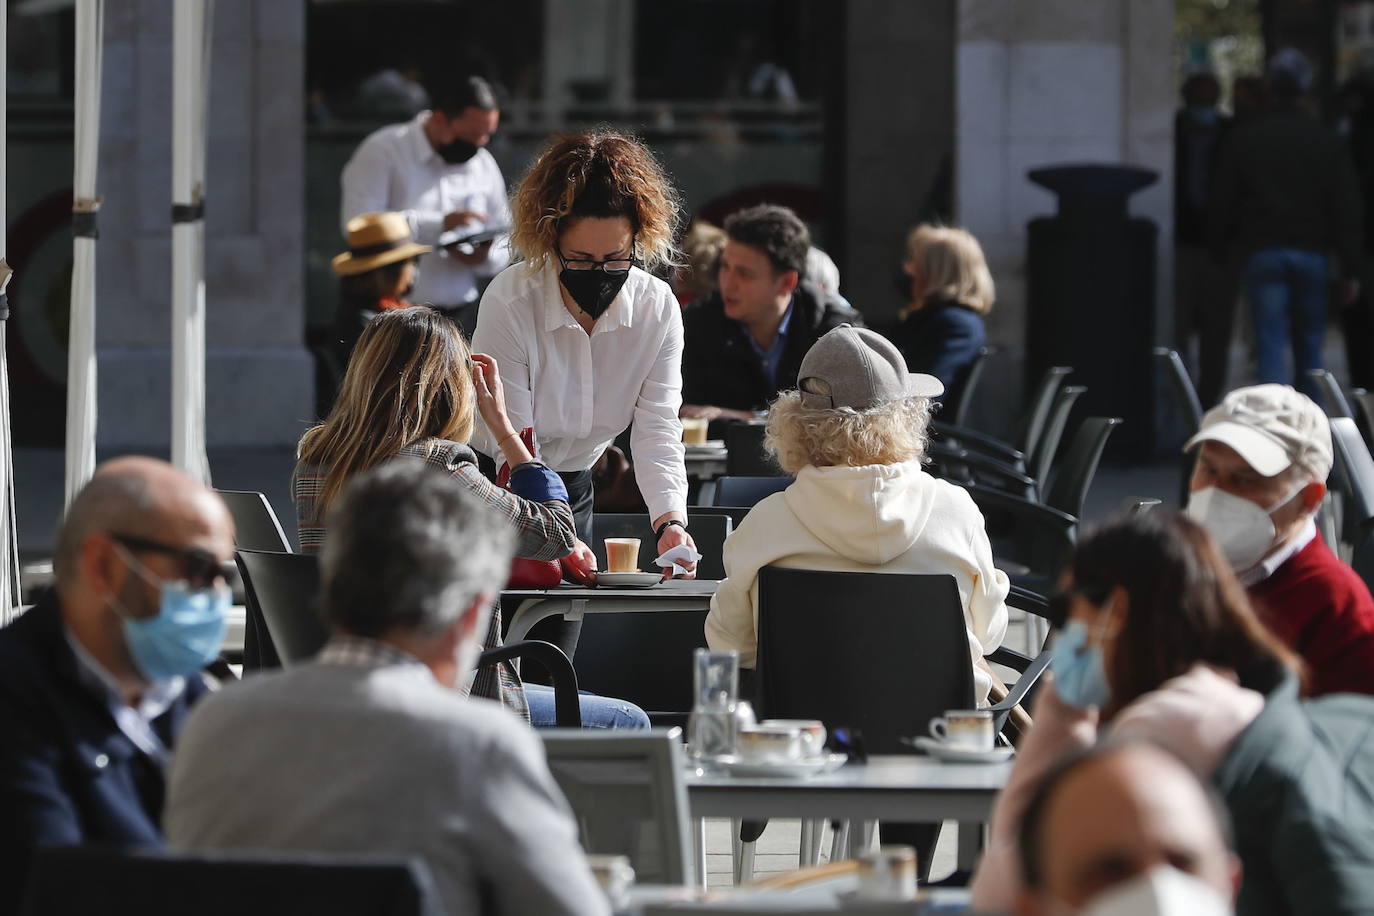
[97,0,312,450]
[955,0,1175,433]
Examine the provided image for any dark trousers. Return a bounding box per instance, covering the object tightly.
[525,470,594,664]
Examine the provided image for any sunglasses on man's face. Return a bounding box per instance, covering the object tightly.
[109,533,235,589]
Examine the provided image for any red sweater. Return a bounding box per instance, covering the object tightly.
[1247,534,1374,696]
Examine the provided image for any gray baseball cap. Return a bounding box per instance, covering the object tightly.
[797,325,943,410]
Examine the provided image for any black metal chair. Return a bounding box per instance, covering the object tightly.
[1153,347,1203,428]
[216,489,292,552]
[22,847,442,916]
[748,569,1049,882]
[712,475,793,508]
[216,489,291,668]
[235,549,582,726]
[724,422,783,476]
[588,513,732,580]
[1042,416,1123,521]
[1309,369,1356,419]
[947,345,996,428]
[931,365,1072,468]
[1329,418,1374,584]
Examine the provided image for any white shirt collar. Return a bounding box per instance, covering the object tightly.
[409,110,439,165]
[1239,518,1317,587]
[63,623,186,762]
[539,263,635,333]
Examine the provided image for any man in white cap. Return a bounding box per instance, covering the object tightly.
[1185,384,1374,695]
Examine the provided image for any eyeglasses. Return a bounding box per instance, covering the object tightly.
[556,251,641,274]
[109,533,235,589]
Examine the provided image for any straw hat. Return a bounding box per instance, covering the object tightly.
[332,212,432,276]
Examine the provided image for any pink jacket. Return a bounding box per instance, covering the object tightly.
[969,665,1264,910]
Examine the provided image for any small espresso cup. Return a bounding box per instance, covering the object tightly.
[928,709,994,752]
[680,417,709,445]
[760,719,827,758]
[856,845,918,901]
[736,724,804,763]
[603,537,641,573]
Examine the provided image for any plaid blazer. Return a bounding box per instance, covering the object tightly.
[292,439,578,721]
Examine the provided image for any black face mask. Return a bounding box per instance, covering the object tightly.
[436,138,480,165]
[560,267,631,319]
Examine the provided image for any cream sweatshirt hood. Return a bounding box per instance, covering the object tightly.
[782,460,939,566]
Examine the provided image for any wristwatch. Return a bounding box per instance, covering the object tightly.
[655,519,687,539]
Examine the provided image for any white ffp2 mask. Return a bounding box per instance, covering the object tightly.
[1185,482,1305,572]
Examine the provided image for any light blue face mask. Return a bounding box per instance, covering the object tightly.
[113,545,230,683]
[1050,617,1113,710]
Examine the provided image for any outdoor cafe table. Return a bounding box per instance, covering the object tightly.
[686,755,1011,875]
[501,579,720,643]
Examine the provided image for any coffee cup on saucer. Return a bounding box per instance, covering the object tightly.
[759,719,827,758]
[927,709,994,752]
[736,724,804,763]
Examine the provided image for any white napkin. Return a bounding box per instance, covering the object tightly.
[655,544,703,577]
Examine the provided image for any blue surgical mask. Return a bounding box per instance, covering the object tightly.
[112,545,230,682]
[1050,618,1112,709]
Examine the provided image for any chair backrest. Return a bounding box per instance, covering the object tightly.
[712,476,793,508]
[688,505,753,533]
[1044,417,1123,520]
[1353,389,1374,449]
[1152,347,1203,428]
[949,345,996,427]
[1019,366,1073,455]
[1028,384,1087,489]
[23,847,441,916]
[755,568,975,755]
[588,513,732,580]
[1310,369,1356,419]
[235,549,327,666]
[539,728,693,886]
[1331,417,1374,525]
[216,490,292,552]
[724,422,783,476]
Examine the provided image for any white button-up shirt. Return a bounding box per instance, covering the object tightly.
[339,111,511,307]
[472,262,688,522]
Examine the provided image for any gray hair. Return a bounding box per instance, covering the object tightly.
[321,460,515,639]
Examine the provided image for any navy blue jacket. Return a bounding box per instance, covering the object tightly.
[887,299,987,415]
[0,590,210,914]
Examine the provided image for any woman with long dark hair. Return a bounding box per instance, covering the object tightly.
[971,512,1374,915]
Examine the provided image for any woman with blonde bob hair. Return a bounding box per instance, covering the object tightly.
[472,129,697,656]
[890,224,995,414]
[705,325,1010,702]
[294,307,649,729]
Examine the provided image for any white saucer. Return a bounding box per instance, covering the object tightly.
[910,736,1013,764]
[595,571,662,588]
[684,440,727,452]
[711,753,848,778]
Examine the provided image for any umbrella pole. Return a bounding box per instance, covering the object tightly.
[0,4,16,619]
[65,0,104,509]
[171,0,211,485]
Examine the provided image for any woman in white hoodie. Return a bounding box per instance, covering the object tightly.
[705,325,1010,704]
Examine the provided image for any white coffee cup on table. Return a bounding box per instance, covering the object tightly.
[927,709,994,752]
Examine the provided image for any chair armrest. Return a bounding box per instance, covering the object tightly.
[479,640,582,727]
[989,650,1052,737]
[930,421,1026,465]
[927,445,1038,497]
[988,646,1033,673]
[1007,585,1052,624]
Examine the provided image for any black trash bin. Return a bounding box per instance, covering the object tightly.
[1025,164,1158,457]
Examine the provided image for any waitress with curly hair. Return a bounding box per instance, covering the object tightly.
[472,131,696,645]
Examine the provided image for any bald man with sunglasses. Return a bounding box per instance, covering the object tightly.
[0,457,235,913]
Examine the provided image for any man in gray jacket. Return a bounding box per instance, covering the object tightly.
[164,462,608,916]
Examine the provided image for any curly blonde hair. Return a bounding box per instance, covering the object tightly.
[509,129,681,271]
[764,390,932,474]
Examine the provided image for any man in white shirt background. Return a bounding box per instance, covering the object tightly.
[340,74,511,338]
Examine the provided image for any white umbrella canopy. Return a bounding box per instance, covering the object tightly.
[171,0,212,484]
[64,0,103,510]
